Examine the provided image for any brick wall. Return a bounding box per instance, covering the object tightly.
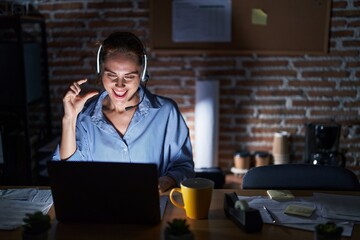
[34,0,359,171]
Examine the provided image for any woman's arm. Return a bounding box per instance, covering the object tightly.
[160,102,195,190]
[59,79,98,160]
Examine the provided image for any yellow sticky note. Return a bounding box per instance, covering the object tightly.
[284,204,316,217]
[252,8,267,26]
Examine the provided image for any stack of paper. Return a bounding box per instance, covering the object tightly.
[0,188,53,230]
[237,193,359,237]
[314,193,360,222]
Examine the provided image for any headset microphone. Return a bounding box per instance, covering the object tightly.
[124,53,148,111]
[124,105,136,111]
[124,79,148,111]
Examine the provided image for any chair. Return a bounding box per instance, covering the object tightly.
[242,164,360,191]
[195,167,225,189]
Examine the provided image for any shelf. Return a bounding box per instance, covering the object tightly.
[0,15,52,185]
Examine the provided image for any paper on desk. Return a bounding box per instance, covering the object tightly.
[237,195,353,237]
[0,188,38,201]
[238,196,319,224]
[314,193,360,222]
[0,188,53,230]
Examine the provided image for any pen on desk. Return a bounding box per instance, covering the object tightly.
[263,205,276,223]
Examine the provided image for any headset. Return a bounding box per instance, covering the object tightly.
[96,38,149,83]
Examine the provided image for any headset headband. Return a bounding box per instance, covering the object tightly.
[140,54,148,82]
[96,42,148,83]
[96,45,103,74]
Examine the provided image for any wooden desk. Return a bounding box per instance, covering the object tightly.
[1,188,359,240]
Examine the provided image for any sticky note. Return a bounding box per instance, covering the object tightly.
[267,190,295,201]
[284,204,316,217]
[252,8,267,26]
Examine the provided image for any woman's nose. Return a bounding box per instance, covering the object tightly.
[115,77,125,87]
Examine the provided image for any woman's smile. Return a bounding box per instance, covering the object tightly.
[112,88,128,99]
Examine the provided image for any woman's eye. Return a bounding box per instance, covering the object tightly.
[124,75,136,81]
[107,74,117,79]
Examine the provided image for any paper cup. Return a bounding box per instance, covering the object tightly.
[272,131,290,155]
[233,151,251,169]
[255,151,270,167]
[273,154,290,164]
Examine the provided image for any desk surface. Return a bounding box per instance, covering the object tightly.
[1,188,359,240]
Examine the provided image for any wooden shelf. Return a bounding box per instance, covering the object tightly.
[150,0,331,54]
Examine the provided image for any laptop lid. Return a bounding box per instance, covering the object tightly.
[47,161,165,224]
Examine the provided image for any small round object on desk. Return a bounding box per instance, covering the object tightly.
[234,200,249,211]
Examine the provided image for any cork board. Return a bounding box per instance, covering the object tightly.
[150,0,331,54]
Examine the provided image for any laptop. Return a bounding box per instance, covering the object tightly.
[47,161,167,224]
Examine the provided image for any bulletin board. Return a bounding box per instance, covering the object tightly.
[150,0,331,54]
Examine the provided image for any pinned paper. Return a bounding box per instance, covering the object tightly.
[252,8,267,26]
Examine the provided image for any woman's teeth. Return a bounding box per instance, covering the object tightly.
[113,90,126,97]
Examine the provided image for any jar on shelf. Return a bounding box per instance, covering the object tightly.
[233,151,251,170]
[254,151,270,167]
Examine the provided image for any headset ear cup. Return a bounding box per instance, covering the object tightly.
[142,73,149,83]
[141,54,148,82]
[96,45,103,74]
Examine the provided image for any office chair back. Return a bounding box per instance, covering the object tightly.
[242,164,360,191]
[195,167,225,189]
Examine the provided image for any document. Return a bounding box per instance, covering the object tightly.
[237,195,354,237]
[0,188,53,230]
[314,193,360,221]
[172,0,231,42]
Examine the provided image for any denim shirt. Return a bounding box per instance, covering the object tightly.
[52,86,195,185]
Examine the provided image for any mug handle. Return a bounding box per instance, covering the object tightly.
[169,188,185,209]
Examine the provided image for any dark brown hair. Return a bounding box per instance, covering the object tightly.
[96,32,146,83]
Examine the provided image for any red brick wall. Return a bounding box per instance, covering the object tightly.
[35,0,360,171]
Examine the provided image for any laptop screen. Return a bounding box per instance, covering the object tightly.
[47,161,165,224]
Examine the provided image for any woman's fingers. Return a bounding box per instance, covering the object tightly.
[77,79,88,85]
[69,79,88,94]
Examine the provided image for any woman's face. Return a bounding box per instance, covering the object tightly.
[102,52,141,109]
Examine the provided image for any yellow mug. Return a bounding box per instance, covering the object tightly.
[169,178,214,219]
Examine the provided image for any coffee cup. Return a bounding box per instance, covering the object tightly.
[272,131,290,155]
[169,178,214,219]
[233,151,251,169]
[273,153,290,164]
[255,151,270,167]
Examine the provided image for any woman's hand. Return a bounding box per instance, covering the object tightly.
[60,79,98,160]
[158,176,177,193]
[63,79,99,119]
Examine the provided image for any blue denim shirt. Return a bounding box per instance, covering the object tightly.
[52,86,195,185]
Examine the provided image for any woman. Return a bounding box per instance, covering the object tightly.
[52,32,195,192]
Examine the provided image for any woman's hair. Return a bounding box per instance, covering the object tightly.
[96,32,146,83]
